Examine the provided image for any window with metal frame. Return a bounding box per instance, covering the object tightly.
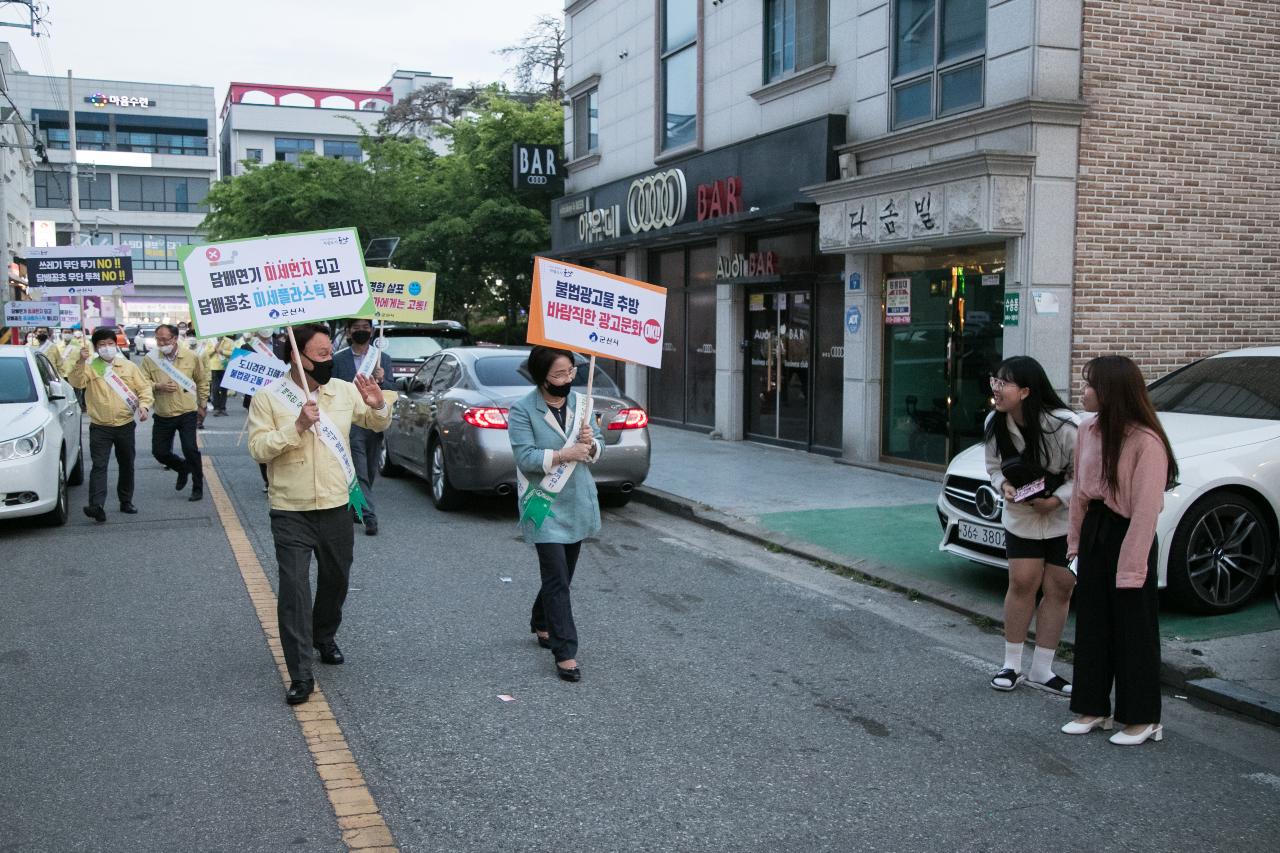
[323,139,363,161]
[764,0,829,84]
[274,137,316,163]
[891,0,985,129]
[660,0,698,151]
[572,88,599,159]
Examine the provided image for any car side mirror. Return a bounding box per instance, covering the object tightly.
[47,379,66,400]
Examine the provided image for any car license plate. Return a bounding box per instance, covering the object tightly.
[958,521,1005,549]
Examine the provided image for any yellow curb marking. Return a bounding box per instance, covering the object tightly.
[203,462,398,852]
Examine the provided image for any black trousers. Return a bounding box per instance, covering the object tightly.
[210,370,228,411]
[1070,501,1162,725]
[531,542,582,663]
[88,422,136,509]
[269,506,355,682]
[151,411,201,484]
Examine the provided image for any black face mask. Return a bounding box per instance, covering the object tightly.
[350,330,372,345]
[36,333,48,343]
[305,358,335,386]
[544,381,572,398]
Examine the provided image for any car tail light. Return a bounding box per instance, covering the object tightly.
[463,407,509,429]
[608,408,649,430]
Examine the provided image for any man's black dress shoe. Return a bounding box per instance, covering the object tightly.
[364,516,378,536]
[83,505,106,523]
[315,641,344,665]
[119,502,138,514]
[175,469,189,491]
[286,679,314,705]
[556,664,582,683]
[188,486,203,502]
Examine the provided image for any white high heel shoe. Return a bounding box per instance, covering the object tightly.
[1109,724,1163,745]
[1060,716,1114,735]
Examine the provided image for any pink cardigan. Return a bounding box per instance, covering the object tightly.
[1067,418,1169,588]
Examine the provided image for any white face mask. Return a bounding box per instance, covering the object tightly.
[61,334,73,342]
[159,343,176,356]
[98,346,119,362]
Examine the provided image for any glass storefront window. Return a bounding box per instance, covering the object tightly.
[881,245,1006,467]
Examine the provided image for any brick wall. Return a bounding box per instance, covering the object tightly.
[1072,0,1280,391]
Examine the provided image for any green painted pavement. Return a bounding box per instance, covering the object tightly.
[756,503,1277,643]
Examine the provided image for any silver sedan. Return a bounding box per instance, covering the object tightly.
[380,346,652,510]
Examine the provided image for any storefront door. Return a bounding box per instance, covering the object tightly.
[746,290,811,445]
[881,258,1005,467]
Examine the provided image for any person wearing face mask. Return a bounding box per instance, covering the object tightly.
[69,328,154,523]
[332,318,395,536]
[205,334,237,416]
[247,323,393,705]
[507,346,605,683]
[142,324,210,501]
[28,327,56,359]
[56,329,77,377]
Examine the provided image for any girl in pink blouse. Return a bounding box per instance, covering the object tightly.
[1063,356,1178,746]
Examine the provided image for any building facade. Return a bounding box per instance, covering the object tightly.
[0,43,35,321]
[219,70,453,180]
[3,50,216,324]
[552,0,1279,473]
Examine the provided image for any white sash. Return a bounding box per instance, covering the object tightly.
[269,378,369,515]
[355,344,380,378]
[517,394,591,528]
[36,340,55,356]
[147,350,197,396]
[93,358,141,415]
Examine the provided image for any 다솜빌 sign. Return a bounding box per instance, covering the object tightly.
[22,245,133,295]
[178,228,372,338]
[363,267,436,323]
[528,257,667,368]
[4,300,62,326]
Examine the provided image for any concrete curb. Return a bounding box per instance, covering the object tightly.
[633,485,1280,729]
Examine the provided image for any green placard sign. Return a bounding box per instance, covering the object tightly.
[1003,292,1020,327]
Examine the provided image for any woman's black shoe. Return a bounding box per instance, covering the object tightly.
[556,664,582,683]
[286,679,314,705]
[531,628,552,649]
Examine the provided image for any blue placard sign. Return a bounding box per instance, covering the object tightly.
[848,272,861,291]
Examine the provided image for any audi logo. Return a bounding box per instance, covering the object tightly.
[627,169,687,233]
[525,175,548,185]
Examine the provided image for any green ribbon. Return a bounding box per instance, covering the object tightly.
[348,478,370,523]
[519,487,558,529]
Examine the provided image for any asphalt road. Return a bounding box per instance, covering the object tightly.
[4,409,1280,852]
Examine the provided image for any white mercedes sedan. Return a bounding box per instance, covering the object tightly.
[0,345,83,525]
[937,347,1280,614]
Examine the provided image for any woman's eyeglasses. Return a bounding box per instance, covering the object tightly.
[989,376,1015,392]
[548,367,578,383]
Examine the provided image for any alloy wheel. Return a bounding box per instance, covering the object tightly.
[431,444,445,502]
[1184,503,1269,608]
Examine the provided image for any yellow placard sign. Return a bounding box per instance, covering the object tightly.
[361,267,436,323]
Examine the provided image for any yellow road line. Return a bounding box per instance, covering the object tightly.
[203,462,398,852]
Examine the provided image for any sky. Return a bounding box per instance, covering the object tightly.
[1,0,563,103]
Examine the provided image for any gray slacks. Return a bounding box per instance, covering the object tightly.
[348,425,382,518]
[269,506,355,682]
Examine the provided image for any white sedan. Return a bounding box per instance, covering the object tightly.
[938,346,1280,614]
[0,345,83,525]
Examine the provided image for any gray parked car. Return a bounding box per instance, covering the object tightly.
[381,346,651,510]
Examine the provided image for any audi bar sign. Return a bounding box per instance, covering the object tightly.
[627,168,688,233]
[512,143,563,192]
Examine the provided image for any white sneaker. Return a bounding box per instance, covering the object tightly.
[1061,716,1114,735]
[1109,724,1163,745]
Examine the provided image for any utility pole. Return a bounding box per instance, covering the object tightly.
[67,70,79,241]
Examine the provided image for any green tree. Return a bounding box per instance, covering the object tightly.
[201,88,563,332]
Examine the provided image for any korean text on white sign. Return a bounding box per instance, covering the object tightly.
[528,257,668,369]
[220,349,289,396]
[178,228,373,338]
[4,300,62,326]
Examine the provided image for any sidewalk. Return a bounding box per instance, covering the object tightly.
[638,425,1280,726]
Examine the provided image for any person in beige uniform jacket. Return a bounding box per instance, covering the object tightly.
[247,323,393,706]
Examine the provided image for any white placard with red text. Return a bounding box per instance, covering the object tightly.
[528,257,667,368]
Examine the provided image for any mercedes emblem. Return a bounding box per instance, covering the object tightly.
[974,485,1002,521]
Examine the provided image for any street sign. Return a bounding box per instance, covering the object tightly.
[178,228,372,338]
[528,257,667,368]
[512,143,562,193]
